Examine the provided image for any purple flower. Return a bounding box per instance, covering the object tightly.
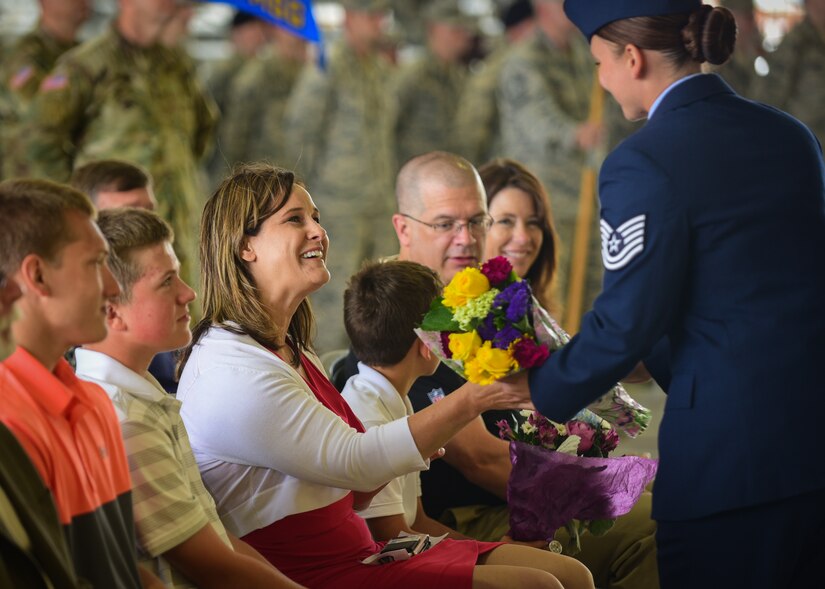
[477,315,497,341]
[493,325,522,349]
[497,419,515,441]
[566,421,596,453]
[494,281,531,322]
[512,338,550,368]
[481,256,513,286]
[439,331,453,359]
[536,419,559,448]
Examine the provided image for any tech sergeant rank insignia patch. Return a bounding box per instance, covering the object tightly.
[600,214,646,271]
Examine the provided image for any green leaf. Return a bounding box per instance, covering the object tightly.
[587,519,616,536]
[564,521,582,556]
[419,299,460,331]
[513,317,532,333]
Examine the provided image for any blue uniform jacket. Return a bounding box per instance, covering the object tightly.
[529,74,825,521]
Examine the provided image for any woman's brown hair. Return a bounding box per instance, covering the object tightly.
[180,163,314,371]
[597,4,736,68]
[478,158,558,310]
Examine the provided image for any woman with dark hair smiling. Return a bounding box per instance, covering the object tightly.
[479,158,558,312]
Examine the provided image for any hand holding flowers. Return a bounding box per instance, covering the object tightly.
[416,256,651,438]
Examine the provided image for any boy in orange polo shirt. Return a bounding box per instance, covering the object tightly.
[0,179,163,589]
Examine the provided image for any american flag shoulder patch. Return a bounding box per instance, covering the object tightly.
[10,66,33,90]
[600,214,646,271]
[40,73,68,92]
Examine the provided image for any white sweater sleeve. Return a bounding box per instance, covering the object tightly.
[180,356,427,492]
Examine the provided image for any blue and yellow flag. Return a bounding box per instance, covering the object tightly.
[201,0,322,43]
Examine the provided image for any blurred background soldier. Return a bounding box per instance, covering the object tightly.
[753,0,825,146]
[285,0,396,354]
[453,0,536,165]
[389,0,432,45]
[215,25,308,180]
[204,9,270,187]
[710,0,765,96]
[0,0,90,180]
[21,0,217,306]
[496,0,606,322]
[392,0,477,168]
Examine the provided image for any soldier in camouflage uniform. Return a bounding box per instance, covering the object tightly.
[204,11,270,188]
[391,1,475,168]
[0,0,90,180]
[216,26,308,173]
[496,0,607,323]
[709,0,763,96]
[22,0,217,304]
[453,0,536,165]
[284,0,396,353]
[753,0,825,146]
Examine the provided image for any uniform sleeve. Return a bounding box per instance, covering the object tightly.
[529,145,689,420]
[182,363,428,491]
[3,51,48,103]
[187,64,218,161]
[497,53,579,157]
[283,63,333,180]
[119,418,210,557]
[219,62,262,165]
[453,64,498,164]
[22,61,90,181]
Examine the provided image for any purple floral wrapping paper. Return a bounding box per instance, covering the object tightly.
[507,441,658,542]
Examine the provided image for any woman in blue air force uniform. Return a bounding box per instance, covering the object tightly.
[525,1,825,586]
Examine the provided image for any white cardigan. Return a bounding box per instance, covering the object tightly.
[177,325,427,536]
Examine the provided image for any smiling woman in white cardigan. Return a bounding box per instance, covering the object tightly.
[177,162,594,589]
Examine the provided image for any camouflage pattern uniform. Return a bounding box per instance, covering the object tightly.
[497,30,603,321]
[203,53,246,187]
[23,26,217,298]
[392,50,467,167]
[710,49,758,97]
[452,42,512,165]
[284,41,396,353]
[214,50,304,177]
[752,17,825,146]
[0,26,76,179]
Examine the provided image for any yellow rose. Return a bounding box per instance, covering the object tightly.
[449,331,481,362]
[442,268,490,309]
[464,342,518,384]
[475,342,518,379]
[464,357,497,385]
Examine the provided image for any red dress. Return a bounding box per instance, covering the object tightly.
[242,352,502,588]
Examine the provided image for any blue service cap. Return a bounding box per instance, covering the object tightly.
[564,0,701,40]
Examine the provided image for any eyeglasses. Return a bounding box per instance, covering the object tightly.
[400,213,493,235]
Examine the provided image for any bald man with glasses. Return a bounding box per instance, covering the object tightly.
[335,151,659,589]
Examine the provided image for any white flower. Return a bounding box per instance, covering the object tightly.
[521,421,536,435]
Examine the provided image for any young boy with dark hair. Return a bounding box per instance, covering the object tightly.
[74,207,303,589]
[341,259,469,542]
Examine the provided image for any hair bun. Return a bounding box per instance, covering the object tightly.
[683,4,737,65]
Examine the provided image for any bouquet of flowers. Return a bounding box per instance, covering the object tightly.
[499,410,658,555]
[415,256,651,437]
